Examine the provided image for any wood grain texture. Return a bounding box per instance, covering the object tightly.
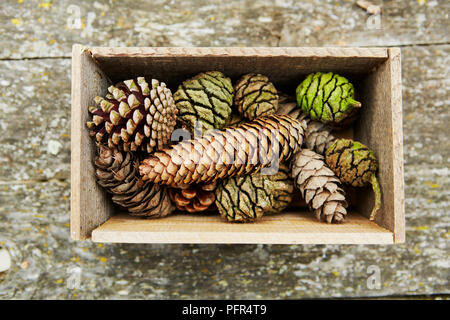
[388,48,405,243]
[70,44,112,240]
[1,0,448,59]
[90,46,387,85]
[92,212,393,244]
[354,49,405,242]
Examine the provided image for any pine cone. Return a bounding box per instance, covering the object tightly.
[173,71,233,133]
[304,121,336,155]
[234,73,278,120]
[168,181,217,213]
[139,114,307,187]
[86,78,177,153]
[277,93,335,155]
[296,72,361,126]
[291,149,347,223]
[325,138,381,220]
[215,164,294,222]
[94,144,175,217]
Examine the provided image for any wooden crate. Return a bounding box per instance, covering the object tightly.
[71,45,404,244]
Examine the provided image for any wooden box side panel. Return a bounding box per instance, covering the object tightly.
[355,48,405,243]
[71,44,113,240]
[89,47,388,86]
[91,213,393,244]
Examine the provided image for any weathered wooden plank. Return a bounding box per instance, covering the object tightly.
[0,162,448,299]
[1,0,449,59]
[70,44,113,240]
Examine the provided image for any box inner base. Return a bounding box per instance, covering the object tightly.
[91,211,393,244]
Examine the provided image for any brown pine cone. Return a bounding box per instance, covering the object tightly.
[168,181,218,213]
[86,78,177,153]
[304,121,336,155]
[291,149,347,223]
[277,93,335,155]
[94,144,175,217]
[139,114,307,187]
[234,73,278,120]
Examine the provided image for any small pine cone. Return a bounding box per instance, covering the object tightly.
[234,73,278,120]
[139,114,307,187]
[86,78,177,153]
[215,164,294,222]
[277,93,335,155]
[296,72,361,126]
[174,71,233,133]
[168,181,218,213]
[325,138,381,220]
[94,144,175,217]
[291,149,348,223]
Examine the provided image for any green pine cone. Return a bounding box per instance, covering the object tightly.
[174,71,234,133]
[234,73,278,120]
[296,72,361,125]
[215,164,294,222]
[325,138,381,220]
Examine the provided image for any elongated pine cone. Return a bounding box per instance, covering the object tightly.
[325,138,381,220]
[139,114,307,187]
[168,181,217,213]
[174,71,233,133]
[94,144,175,217]
[215,164,294,222]
[277,93,335,154]
[291,149,347,223]
[296,72,361,125]
[234,73,279,120]
[87,78,177,152]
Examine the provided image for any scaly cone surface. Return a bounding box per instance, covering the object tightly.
[215,164,294,222]
[173,71,234,134]
[296,72,361,126]
[139,114,307,187]
[291,149,348,223]
[277,93,336,154]
[234,73,278,120]
[94,144,175,217]
[325,138,381,220]
[168,181,218,213]
[87,77,177,153]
